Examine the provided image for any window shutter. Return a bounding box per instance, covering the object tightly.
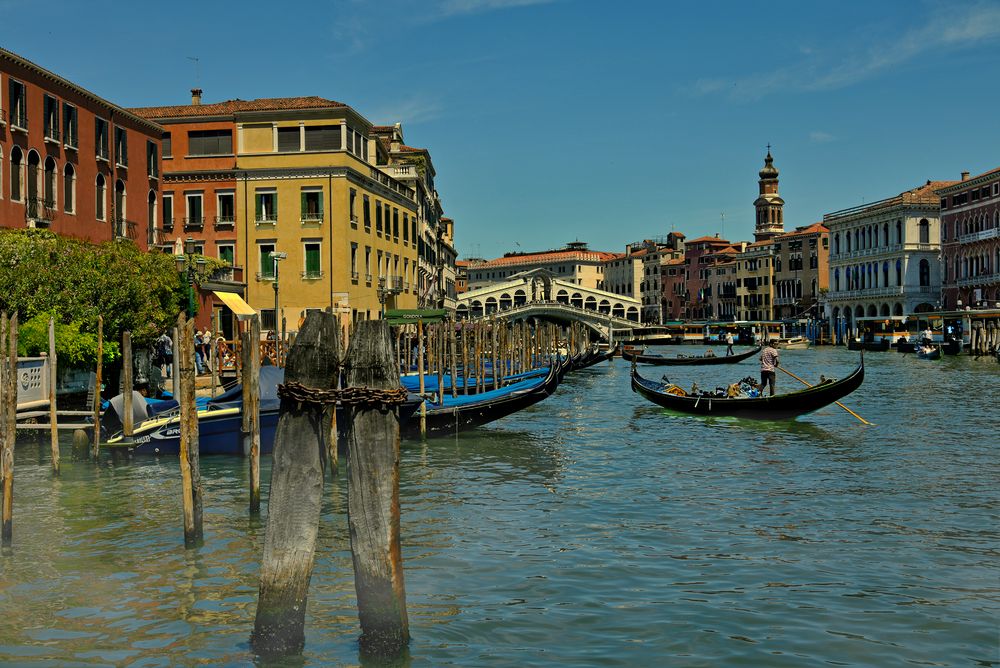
[255,194,262,221]
[300,192,307,218]
[277,127,300,152]
[317,192,324,217]
[306,246,320,274]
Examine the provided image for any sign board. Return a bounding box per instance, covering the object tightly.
[384,309,448,325]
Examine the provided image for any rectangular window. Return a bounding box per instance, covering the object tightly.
[96,177,106,221]
[363,195,371,231]
[114,126,128,167]
[147,141,158,178]
[218,243,235,266]
[303,125,341,151]
[303,242,322,278]
[163,193,174,229]
[375,200,383,234]
[188,129,233,156]
[95,118,109,160]
[377,250,384,278]
[261,309,277,332]
[255,189,277,223]
[411,218,417,244]
[392,208,399,239]
[162,132,172,158]
[403,213,409,242]
[277,127,300,152]
[8,79,26,129]
[258,243,276,279]
[43,95,60,142]
[351,243,359,280]
[63,164,75,213]
[365,246,372,282]
[216,191,235,225]
[185,193,204,228]
[60,103,78,149]
[349,188,357,225]
[301,188,323,222]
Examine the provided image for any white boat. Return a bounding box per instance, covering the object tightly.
[774,336,810,350]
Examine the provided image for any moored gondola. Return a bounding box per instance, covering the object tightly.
[630,356,865,420]
[622,345,761,366]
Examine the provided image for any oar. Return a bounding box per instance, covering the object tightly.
[776,366,873,426]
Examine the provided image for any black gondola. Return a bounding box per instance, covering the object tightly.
[630,356,865,420]
[848,338,891,352]
[621,345,761,366]
[403,362,561,438]
[570,344,618,372]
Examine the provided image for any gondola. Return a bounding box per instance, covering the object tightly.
[400,366,547,394]
[848,338,890,352]
[404,362,561,438]
[894,339,916,353]
[569,344,618,372]
[916,345,941,360]
[105,366,423,455]
[630,356,865,420]
[621,345,760,366]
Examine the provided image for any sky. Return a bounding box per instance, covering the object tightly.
[5,0,999,259]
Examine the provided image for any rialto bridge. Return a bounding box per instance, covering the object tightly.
[455,270,641,340]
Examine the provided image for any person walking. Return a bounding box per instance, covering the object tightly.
[759,340,780,397]
[155,331,173,378]
[725,331,734,356]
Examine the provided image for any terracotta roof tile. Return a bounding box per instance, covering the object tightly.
[476,249,617,269]
[685,235,731,245]
[130,96,346,119]
[774,223,828,240]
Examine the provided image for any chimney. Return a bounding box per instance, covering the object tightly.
[191,88,203,105]
[961,171,970,181]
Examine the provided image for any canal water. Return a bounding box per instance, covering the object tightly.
[0,347,997,667]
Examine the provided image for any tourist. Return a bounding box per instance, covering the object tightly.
[759,340,780,397]
[725,331,734,356]
[922,327,933,345]
[155,331,173,378]
[193,329,205,374]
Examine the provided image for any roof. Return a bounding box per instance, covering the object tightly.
[936,166,1000,194]
[664,257,685,266]
[685,235,731,245]
[774,222,829,240]
[398,145,428,154]
[825,180,959,222]
[130,96,347,119]
[473,249,617,269]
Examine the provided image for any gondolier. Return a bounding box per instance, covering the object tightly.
[759,340,779,397]
[725,332,734,356]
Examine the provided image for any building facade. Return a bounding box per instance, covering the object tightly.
[681,235,736,320]
[937,168,1000,310]
[736,240,774,321]
[771,223,829,321]
[0,48,163,249]
[466,242,615,292]
[824,180,956,335]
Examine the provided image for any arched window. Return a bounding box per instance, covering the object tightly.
[883,261,889,286]
[883,223,889,245]
[834,268,840,291]
[919,218,929,244]
[846,233,852,253]
[114,179,126,224]
[147,190,157,235]
[919,259,930,286]
[96,173,106,221]
[26,150,41,205]
[44,156,57,208]
[63,164,76,213]
[895,258,902,286]
[896,220,903,244]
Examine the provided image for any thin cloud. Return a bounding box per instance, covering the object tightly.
[436,0,558,18]
[371,95,445,126]
[809,131,836,144]
[690,2,1000,101]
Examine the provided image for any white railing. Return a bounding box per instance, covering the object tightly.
[958,227,999,244]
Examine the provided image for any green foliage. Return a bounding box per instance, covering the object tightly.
[0,229,186,352]
[16,313,120,366]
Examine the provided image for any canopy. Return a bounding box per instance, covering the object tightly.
[213,291,256,319]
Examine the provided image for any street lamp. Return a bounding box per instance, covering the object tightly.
[175,236,206,317]
[269,251,287,337]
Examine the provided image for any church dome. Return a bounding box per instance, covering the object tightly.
[759,150,779,179]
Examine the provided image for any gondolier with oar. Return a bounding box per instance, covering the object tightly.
[759,340,780,397]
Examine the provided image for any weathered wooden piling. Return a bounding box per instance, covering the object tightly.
[416,318,426,437]
[449,319,458,399]
[90,315,103,460]
[122,331,134,437]
[344,320,410,657]
[241,315,262,514]
[251,311,340,658]
[177,315,204,548]
[2,313,17,548]
[48,317,59,475]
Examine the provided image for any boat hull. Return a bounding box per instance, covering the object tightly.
[622,346,760,366]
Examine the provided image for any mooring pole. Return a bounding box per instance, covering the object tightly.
[251,311,340,658]
[178,314,204,547]
[242,315,262,514]
[90,316,103,460]
[344,320,409,658]
[48,317,59,475]
[417,318,426,437]
[122,331,134,437]
[1,313,16,548]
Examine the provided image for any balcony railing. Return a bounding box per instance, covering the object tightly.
[114,217,138,240]
[184,216,204,230]
[365,273,373,283]
[300,210,324,223]
[351,271,359,281]
[958,227,999,244]
[301,270,324,279]
[27,197,55,225]
[10,111,27,131]
[255,272,275,281]
[957,273,999,287]
[63,131,78,149]
[162,218,174,231]
[214,215,235,228]
[96,148,109,162]
[44,126,60,144]
[828,286,904,300]
[255,213,278,224]
[350,214,358,227]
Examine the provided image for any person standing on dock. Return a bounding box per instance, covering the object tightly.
[725,331,734,356]
[759,340,779,397]
[155,331,173,378]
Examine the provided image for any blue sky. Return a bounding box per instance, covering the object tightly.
[6,0,999,259]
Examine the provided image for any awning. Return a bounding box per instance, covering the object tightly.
[213,291,256,320]
[384,308,448,325]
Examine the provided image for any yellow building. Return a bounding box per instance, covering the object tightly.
[133,94,419,332]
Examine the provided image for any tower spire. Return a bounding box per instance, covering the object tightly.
[753,148,784,242]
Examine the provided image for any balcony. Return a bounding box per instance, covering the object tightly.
[27,198,55,227]
[96,148,109,163]
[43,126,60,144]
[365,273,373,283]
[114,217,138,240]
[351,271,359,281]
[301,270,324,280]
[828,286,904,300]
[214,215,235,229]
[10,111,27,132]
[63,132,78,150]
[255,213,278,225]
[255,272,275,282]
[387,164,418,179]
[162,218,174,231]
[300,210,324,224]
[958,227,999,244]
[184,216,204,230]
[350,214,358,228]
[957,273,999,288]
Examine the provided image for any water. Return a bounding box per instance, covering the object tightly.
[1,347,998,667]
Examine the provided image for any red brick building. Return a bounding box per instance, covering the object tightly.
[681,234,734,319]
[937,168,1000,309]
[0,48,162,248]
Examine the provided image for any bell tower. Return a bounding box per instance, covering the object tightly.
[753,146,785,241]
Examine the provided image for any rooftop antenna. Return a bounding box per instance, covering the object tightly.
[187,56,200,86]
[720,211,725,239]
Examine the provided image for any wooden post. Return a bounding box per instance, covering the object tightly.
[1,313,17,549]
[210,332,218,398]
[171,326,180,397]
[449,319,458,399]
[416,319,426,437]
[48,317,59,475]
[241,315,262,514]
[251,311,340,658]
[492,320,499,390]
[344,320,409,657]
[177,314,204,547]
[122,331,134,437]
[91,316,103,460]
[436,323,444,401]
[461,321,470,396]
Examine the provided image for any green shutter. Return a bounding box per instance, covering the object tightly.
[301,191,307,218]
[255,194,262,221]
[317,192,324,218]
[306,245,320,274]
